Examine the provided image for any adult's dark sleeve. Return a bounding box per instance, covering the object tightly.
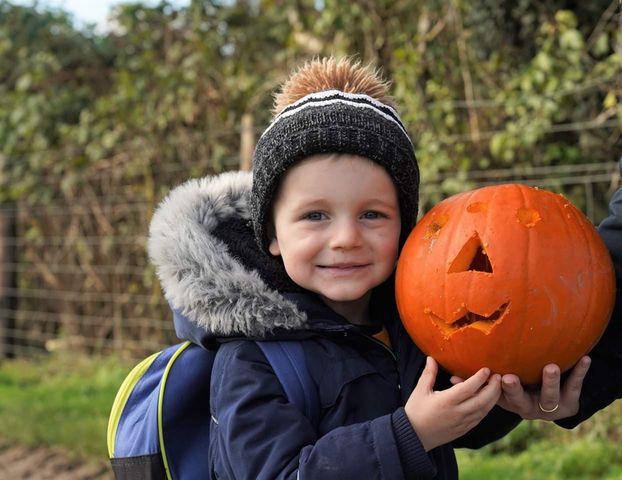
[453,406,522,449]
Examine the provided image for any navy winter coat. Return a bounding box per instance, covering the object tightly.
[148,170,622,479]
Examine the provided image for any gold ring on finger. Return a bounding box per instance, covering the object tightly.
[538,401,559,413]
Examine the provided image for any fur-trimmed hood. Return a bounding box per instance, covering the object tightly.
[148,171,309,339]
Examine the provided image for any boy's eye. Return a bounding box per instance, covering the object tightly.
[304,211,325,221]
[362,211,383,220]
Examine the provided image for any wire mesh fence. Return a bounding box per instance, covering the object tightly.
[1,160,620,360]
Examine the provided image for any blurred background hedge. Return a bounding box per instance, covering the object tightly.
[0,0,620,355]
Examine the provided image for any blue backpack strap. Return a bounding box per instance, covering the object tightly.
[256,341,320,428]
[160,342,214,480]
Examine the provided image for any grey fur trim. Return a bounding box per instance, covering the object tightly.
[148,171,307,337]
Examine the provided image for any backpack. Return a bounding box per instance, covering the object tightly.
[107,339,319,480]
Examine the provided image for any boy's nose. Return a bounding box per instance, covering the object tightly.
[329,219,362,249]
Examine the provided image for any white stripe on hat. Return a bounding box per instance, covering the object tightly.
[260,89,412,145]
[283,89,401,117]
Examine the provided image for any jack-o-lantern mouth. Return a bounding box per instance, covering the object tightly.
[427,302,510,337]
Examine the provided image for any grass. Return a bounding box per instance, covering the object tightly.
[458,404,622,479]
[0,351,621,478]
[0,352,131,460]
[459,439,622,479]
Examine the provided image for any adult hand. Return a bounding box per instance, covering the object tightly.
[495,356,591,420]
[406,356,501,451]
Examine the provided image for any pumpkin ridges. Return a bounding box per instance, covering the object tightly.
[554,193,599,367]
[515,184,536,377]
[567,195,614,355]
[500,186,593,380]
[519,187,604,381]
[550,192,588,364]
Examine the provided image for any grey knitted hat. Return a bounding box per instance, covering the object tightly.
[251,89,419,253]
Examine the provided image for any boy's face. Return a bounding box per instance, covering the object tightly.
[269,153,401,313]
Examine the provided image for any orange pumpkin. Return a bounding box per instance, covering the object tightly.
[395,183,615,385]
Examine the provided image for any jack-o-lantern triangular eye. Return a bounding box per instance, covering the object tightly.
[448,233,492,273]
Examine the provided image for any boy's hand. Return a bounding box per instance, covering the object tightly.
[405,356,501,452]
[495,356,591,420]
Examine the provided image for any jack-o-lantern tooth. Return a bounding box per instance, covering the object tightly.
[425,302,510,338]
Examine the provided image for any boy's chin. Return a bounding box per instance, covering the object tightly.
[316,289,371,305]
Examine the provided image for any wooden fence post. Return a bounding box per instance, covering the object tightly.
[239,113,255,171]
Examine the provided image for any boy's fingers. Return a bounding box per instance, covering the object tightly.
[462,374,501,412]
[416,356,438,393]
[450,367,491,401]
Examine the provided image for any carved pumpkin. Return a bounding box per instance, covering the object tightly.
[395,183,615,385]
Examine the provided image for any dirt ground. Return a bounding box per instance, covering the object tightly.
[0,440,113,480]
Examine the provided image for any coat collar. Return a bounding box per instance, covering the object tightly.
[148,171,308,338]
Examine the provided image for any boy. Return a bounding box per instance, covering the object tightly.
[148,57,609,479]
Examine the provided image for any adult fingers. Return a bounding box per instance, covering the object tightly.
[538,363,561,412]
[449,375,464,385]
[560,356,591,410]
[499,374,532,414]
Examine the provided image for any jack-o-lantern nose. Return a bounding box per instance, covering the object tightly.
[448,233,492,273]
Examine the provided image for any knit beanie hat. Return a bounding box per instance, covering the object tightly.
[250,64,419,254]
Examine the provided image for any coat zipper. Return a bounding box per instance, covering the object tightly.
[360,332,401,390]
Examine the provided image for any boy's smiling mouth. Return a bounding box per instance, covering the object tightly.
[318,263,371,273]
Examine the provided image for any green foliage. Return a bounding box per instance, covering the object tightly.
[1,0,619,204]
[0,353,132,458]
[0,0,620,351]
[0,2,112,202]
